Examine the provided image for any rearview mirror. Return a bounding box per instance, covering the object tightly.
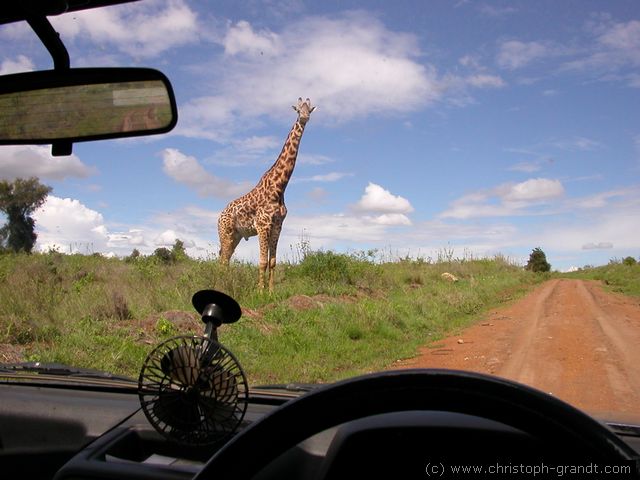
[0,68,177,154]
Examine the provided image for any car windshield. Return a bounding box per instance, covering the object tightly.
[0,0,639,421]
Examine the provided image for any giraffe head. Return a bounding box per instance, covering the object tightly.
[292,97,316,125]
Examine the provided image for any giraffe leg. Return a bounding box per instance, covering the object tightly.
[219,233,241,265]
[267,222,284,293]
[218,214,240,264]
[257,228,270,291]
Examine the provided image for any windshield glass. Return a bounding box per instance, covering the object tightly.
[0,1,638,419]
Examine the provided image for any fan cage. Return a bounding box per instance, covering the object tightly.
[138,335,248,446]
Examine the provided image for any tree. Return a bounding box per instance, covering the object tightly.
[525,247,551,272]
[153,247,174,264]
[622,256,637,266]
[0,177,52,253]
[171,239,188,261]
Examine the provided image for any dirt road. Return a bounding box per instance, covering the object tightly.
[395,279,640,416]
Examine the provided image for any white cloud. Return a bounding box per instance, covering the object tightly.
[370,213,412,226]
[550,136,602,151]
[298,154,335,166]
[441,178,564,219]
[497,40,549,70]
[508,161,543,173]
[465,74,506,88]
[563,19,640,86]
[223,21,281,57]
[570,187,634,209]
[478,5,517,17]
[459,55,483,70]
[154,229,194,247]
[582,242,613,250]
[179,12,440,138]
[161,148,252,199]
[35,198,220,258]
[49,0,201,58]
[295,172,353,183]
[353,182,414,214]
[597,20,640,56]
[34,196,109,254]
[0,145,94,181]
[232,136,280,152]
[177,11,507,141]
[0,55,34,75]
[502,178,564,203]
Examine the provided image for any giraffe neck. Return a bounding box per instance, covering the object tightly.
[258,119,305,197]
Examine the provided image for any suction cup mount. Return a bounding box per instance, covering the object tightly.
[138,289,248,446]
[192,290,242,341]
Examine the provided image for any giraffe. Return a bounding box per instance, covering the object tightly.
[217,97,316,291]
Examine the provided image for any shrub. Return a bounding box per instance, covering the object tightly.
[295,250,358,284]
[622,256,637,266]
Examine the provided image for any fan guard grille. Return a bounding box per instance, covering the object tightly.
[138,335,248,446]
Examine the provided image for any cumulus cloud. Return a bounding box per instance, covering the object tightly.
[0,55,34,75]
[179,12,440,138]
[175,10,507,141]
[49,0,201,58]
[370,213,412,226]
[34,196,109,253]
[154,229,195,247]
[0,145,94,180]
[351,182,413,226]
[34,198,220,257]
[353,182,414,214]
[161,148,251,199]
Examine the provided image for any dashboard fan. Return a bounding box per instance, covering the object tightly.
[138,290,247,446]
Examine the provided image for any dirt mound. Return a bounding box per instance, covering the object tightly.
[0,344,24,363]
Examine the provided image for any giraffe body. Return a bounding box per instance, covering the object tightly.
[218,98,315,291]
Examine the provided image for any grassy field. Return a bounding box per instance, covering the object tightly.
[567,260,640,298]
[0,250,546,385]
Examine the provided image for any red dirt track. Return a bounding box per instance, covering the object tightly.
[395,279,640,416]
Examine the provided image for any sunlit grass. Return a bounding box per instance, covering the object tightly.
[1,249,543,383]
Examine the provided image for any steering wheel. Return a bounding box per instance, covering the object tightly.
[195,369,639,479]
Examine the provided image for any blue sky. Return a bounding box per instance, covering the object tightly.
[0,0,638,271]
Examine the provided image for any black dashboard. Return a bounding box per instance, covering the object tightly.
[2,375,640,480]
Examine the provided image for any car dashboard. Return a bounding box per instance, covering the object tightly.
[2,376,640,480]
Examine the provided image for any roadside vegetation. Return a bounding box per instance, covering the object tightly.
[567,257,640,298]
[1,247,546,384]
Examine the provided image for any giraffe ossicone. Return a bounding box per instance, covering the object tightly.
[217,97,316,291]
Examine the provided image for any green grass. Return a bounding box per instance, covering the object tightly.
[566,261,640,297]
[0,250,544,385]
